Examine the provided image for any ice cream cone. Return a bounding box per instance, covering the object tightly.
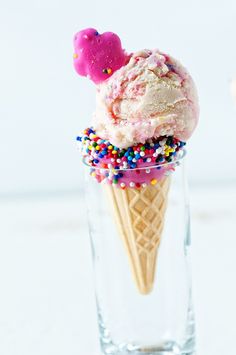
[105,177,170,294]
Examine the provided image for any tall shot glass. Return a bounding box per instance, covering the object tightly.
[84,151,196,355]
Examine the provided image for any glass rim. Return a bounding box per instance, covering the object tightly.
[82,149,186,172]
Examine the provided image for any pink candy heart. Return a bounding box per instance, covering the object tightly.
[73,28,127,84]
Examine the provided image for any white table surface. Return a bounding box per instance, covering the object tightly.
[0,185,236,355]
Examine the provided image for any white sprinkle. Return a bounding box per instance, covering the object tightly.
[130,182,135,187]
[120,182,126,188]
[160,139,167,146]
[134,150,138,155]
[140,152,145,157]
[142,183,147,188]
[108,164,113,169]
[150,143,154,147]
[111,158,115,162]
[132,158,137,163]
[156,147,162,154]
[146,169,151,174]
[146,158,151,163]
[116,159,121,163]
[153,153,157,157]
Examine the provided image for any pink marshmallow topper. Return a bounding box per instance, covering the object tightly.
[73,28,127,84]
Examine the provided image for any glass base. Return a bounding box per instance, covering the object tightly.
[99,307,196,355]
[100,342,195,355]
[100,343,195,355]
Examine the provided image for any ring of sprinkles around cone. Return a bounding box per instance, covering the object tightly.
[77,127,185,189]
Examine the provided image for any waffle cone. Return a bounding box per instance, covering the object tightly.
[105,177,170,295]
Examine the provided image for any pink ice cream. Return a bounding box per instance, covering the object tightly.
[93,49,199,148]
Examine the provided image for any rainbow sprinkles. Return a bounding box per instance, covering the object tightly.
[77,128,186,189]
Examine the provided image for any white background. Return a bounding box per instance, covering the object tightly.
[1,1,236,355]
[1,0,236,195]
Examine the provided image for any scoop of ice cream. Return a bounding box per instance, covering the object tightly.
[93,49,199,148]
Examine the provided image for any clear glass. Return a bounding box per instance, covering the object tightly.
[84,152,196,355]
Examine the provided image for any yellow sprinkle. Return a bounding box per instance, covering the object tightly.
[165,147,174,157]
[151,178,157,185]
[108,145,113,150]
[73,53,78,58]
[91,172,96,177]
[107,68,112,74]
[88,145,93,150]
[96,145,100,150]
[112,150,118,154]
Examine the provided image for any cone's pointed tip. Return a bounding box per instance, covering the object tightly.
[138,284,154,295]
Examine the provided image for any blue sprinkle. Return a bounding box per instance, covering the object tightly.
[118,173,123,178]
[131,163,137,169]
[167,63,175,70]
[135,154,140,160]
[128,156,133,161]
[76,136,82,141]
[98,153,104,158]
[93,159,99,164]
